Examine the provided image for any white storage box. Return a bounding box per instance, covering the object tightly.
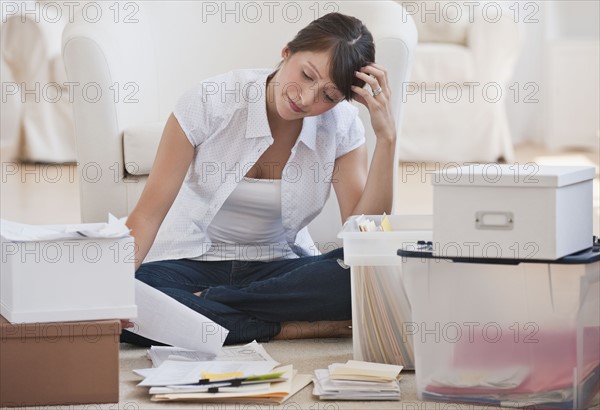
[400,240,600,409]
[1,220,137,323]
[338,214,432,369]
[433,165,595,260]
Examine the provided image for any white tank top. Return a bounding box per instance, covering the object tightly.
[192,177,298,261]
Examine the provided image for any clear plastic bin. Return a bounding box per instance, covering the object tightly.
[338,214,432,370]
[400,241,600,409]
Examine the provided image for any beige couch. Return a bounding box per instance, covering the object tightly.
[398,1,521,162]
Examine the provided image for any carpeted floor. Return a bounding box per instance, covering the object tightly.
[4,152,599,410]
[118,338,500,410]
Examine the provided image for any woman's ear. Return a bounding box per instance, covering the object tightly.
[281,46,290,59]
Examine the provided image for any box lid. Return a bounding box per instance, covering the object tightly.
[432,165,595,188]
[397,237,600,265]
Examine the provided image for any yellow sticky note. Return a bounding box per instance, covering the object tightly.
[201,371,243,381]
[381,213,392,232]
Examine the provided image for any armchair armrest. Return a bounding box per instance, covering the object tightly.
[62,3,158,222]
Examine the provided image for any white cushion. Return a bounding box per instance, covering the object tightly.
[399,0,469,45]
[411,43,474,84]
[122,121,164,175]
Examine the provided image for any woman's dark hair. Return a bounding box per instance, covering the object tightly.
[285,12,375,101]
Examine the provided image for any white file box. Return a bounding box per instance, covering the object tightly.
[1,222,137,323]
[432,164,595,260]
[338,214,432,369]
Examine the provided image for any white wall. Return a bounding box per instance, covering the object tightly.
[546,0,600,40]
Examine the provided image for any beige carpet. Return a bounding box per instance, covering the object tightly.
[119,339,505,410]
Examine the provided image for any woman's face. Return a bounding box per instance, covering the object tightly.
[270,48,345,121]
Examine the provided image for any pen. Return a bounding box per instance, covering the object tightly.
[204,378,287,393]
[196,376,287,386]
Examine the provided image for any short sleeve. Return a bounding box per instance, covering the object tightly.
[172,84,211,147]
[335,114,366,158]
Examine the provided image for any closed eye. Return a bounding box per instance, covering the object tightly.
[302,71,313,81]
[324,93,335,103]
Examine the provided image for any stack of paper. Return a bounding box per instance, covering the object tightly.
[355,213,392,232]
[421,327,600,408]
[354,265,415,368]
[1,213,130,240]
[146,341,275,367]
[313,360,403,400]
[134,342,312,404]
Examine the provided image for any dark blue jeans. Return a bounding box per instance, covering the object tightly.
[120,247,351,345]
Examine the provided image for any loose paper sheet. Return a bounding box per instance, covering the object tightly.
[139,360,277,387]
[148,341,277,367]
[131,280,228,354]
[0,213,130,241]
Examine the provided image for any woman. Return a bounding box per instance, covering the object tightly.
[121,12,396,345]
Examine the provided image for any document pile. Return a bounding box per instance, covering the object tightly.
[134,342,312,404]
[313,360,403,400]
[421,328,600,408]
[353,266,414,368]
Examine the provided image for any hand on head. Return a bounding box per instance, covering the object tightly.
[352,63,397,142]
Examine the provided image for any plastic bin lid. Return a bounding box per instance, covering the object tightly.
[397,237,600,265]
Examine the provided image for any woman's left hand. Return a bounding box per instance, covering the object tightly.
[352,63,396,143]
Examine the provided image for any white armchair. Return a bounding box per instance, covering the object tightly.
[0,44,20,160]
[1,2,76,163]
[62,1,417,251]
[397,0,521,162]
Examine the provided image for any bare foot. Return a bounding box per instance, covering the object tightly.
[194,291,203,297]
[120,319,134,329]
[273,320,352,340]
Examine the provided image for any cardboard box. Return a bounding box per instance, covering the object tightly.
[0,315,121,407]
[432,165,595,260]
[1,234,137,323]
